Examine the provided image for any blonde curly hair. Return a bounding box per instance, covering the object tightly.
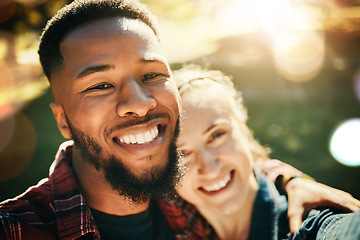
[172,64,270,161]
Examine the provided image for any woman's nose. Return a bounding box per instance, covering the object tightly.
[116,78,156,117]
[197,149,219,175]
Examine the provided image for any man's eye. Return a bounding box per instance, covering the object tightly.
[143,73,168,82]
[86,83,113,91]
[143,73,158,79]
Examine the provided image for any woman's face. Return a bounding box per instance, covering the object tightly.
[176,88,257,215]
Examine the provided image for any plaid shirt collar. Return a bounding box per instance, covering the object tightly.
[49,141,100,239]
[158,197,211,239]
[51,141,206,240]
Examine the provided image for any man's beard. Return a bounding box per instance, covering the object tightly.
[67,117,182,204]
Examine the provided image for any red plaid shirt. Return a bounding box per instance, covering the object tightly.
[0,141,207,240]
[0,141,301,240]
[0,141,99,239]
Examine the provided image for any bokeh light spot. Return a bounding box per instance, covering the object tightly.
[273,30,324,82]
[332,57,347,71]
[0,1,16,24]
[0,104,14,120]
[27,9,43,26]
[0,114,15,153]
[0,0,12,6]
[285,135,301,152]
[0,60,15,91]
[0,112,37,182]
[0,39,7,59]
[329,119,360,167]
[267,124,282,137]
[354,70,360,103]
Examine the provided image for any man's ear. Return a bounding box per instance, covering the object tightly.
[50,103,71,139]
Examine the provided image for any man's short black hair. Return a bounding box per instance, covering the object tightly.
[38,0,160,81]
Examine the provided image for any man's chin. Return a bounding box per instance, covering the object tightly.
[103,156,174,202]
[125,156,169,179]
[131,167,167,182]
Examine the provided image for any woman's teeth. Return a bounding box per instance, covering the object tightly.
[118,126,158,144]
[202,173,231,192]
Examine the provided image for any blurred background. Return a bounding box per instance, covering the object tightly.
[0,0,360,201]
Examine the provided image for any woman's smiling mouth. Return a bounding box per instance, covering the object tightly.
[200,171,234,193]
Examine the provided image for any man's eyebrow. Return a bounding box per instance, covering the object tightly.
[76,65,115,79]
[141,54,168,64]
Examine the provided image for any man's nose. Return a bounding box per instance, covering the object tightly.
[116,78,156,117]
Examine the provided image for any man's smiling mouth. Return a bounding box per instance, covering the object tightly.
[114,125,159,145]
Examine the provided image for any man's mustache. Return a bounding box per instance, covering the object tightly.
[106,113,169,135]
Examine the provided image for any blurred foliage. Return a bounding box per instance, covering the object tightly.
[0,0,70,31]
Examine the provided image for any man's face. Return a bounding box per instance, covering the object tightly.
[50,17,182,201]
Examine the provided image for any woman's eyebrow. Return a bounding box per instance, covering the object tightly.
[204,124,217,134]
[204,119,229,134]
[76,64,115,79]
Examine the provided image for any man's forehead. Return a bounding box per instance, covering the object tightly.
[60,16,165,62]
[52,16,167,94]
[63,17,157,43]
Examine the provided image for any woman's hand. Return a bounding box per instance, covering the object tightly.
[286,177,360,233]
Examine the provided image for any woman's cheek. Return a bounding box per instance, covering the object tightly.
[178,171,196,200]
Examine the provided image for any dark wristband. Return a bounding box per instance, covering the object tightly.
[275,173,314,195]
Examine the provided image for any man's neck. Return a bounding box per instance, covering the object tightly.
[71,150,150,216]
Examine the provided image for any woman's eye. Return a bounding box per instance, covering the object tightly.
[210,131,225,141]
[179,150,189,157]
[178,152,192,167]
[207,130,228,146]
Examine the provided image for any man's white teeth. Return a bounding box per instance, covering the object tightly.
[123,135,130,144]
[118,127,159,144]
[202,173,231,192]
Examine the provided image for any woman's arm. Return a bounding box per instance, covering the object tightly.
[285,177,360,233]
[260,159,360,233]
